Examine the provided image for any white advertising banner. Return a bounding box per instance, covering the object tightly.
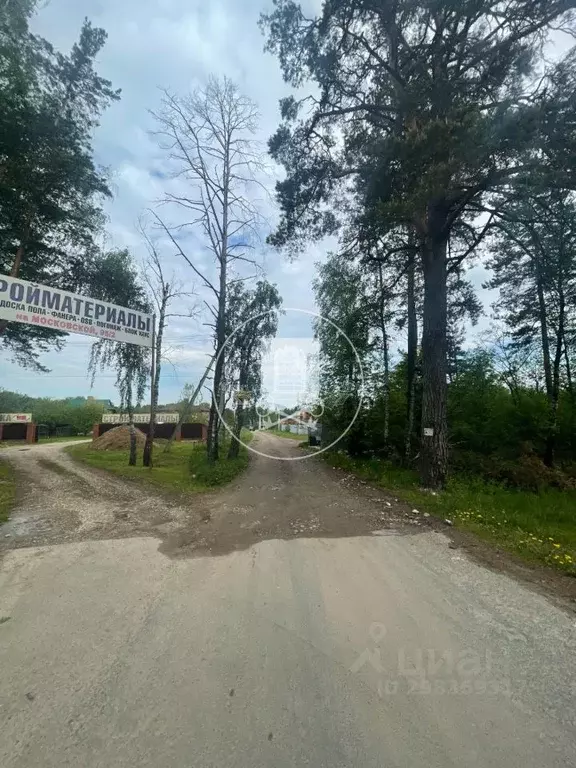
[0,274,153,348]
[102,413,179,424]
[0,413,32,423]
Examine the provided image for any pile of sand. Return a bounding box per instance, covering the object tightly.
[92,425,147,451]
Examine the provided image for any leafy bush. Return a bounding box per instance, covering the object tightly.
[320,349,576,491]
[0,390,103,435]
[452,450,575,492]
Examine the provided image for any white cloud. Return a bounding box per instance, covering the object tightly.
[117,164,163,201]
[166,347,212,365]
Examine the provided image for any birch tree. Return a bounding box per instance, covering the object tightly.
[486,188,576,466]
[87,249,150,466]
[150,77,264,463]
[138,219,197,468]
[225,280,282,458]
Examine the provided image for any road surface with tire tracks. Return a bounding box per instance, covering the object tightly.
[0,434,575,767]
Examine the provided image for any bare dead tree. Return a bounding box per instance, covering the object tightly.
[138,217,197,467]
[150,76,265,463]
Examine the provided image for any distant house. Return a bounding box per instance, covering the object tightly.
[279,410,315,425]
[279,410,316,434]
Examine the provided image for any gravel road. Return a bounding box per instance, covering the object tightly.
[0,439,193,548]
[0,435,575,767]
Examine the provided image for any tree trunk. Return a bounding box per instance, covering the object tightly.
[419,230,448,489]
[128,401,137,467]
[144,312,162,468]
[228,396,244,459]
[563,332,573,401]
[377,264,390,445]
[128,422,137,466]
[10,242,24,278]
[206,399,218,461]
[218,384,228,447]
[405,249,417,462]
[536,271,553,401]
[535,256,555,466]
[207,145,230,463]
[0,240,26,336]
[545,283,565,468]
[207,356,226,463]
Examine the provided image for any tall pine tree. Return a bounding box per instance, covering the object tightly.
[262,0,576,487]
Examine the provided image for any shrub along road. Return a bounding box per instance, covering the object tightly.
[0,434,575,767]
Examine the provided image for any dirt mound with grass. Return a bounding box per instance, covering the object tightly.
[92,425,147,451]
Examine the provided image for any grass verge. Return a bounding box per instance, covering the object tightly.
[324,452,576,576]
[0,459,16,524]
[265,429,307,441]
[67,435,251,495]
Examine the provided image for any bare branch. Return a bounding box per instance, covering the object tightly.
[147,209,220,299]
[150,77,271,460]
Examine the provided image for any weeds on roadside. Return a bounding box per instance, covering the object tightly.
[324,452,576,575]
[67,436,251,494]
[0,460,15,524]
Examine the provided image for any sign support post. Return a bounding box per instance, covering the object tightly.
[144,314,157,467]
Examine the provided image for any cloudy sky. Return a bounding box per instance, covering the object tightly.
[0,0,328,404]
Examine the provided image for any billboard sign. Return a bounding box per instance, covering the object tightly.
[0,413,32,423]
[0,274,153,348]
[102,413,179,424]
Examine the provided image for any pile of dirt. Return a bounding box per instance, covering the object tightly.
[92,425,147,451]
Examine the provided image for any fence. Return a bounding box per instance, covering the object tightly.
[0,423,37,442]
[92,422,207,441]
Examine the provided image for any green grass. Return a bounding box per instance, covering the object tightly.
[266,428,307,441]
[0,459,16,524]
[324,452,576,575]
[67,436,251,495]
